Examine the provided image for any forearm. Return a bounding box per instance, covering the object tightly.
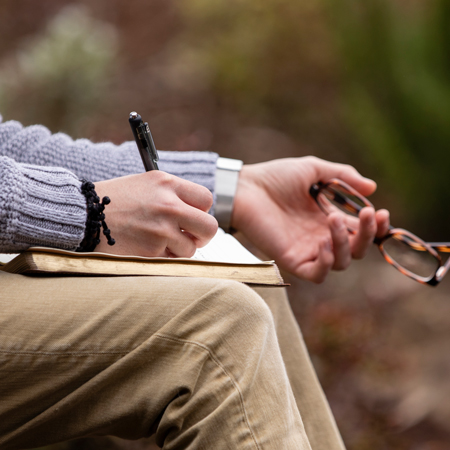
[0,116,220,253]
[0,117,218,191]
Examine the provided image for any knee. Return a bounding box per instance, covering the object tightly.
[211,280,274,332]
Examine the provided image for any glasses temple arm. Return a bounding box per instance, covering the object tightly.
[427,242,450,253]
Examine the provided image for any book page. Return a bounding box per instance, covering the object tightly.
[192,229,264,264]
[0,253,18,265]
[0,230,267,266]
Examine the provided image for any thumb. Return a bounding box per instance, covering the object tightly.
[315,159,377,197]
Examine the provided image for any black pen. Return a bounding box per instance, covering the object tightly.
[129,111,159,171]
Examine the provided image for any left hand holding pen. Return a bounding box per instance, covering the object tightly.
[231,156,390,283]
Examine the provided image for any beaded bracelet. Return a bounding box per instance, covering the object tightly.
[76,180,115,252]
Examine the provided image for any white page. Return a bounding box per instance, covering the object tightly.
[0,253,18,264]
[0,230,265,265]
[192,229,264,264]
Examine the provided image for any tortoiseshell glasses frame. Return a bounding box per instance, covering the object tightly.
[309,179,450,286]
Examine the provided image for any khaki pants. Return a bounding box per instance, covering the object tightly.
[0,272,345,450]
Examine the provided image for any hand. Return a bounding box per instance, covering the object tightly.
[231,156,390,283]
[94,171,218,257]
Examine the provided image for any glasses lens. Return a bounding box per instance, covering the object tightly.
[318,185,368,217]
[317,185,369,231]
[382,233,439,279]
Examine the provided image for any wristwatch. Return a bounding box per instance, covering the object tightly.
[214,157,243,232]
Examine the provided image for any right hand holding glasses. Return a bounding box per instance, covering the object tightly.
[310,178,450,286]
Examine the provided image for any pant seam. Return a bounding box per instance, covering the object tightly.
[154,333,262,450]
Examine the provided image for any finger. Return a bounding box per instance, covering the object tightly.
[166,229,198,258]
[174,179,214,212]
[313,158,377,197]
[375,208,390,238]
[178,207,219,247]
[350,207,377,259]
[328,213,352,270]
[295,239,334,283]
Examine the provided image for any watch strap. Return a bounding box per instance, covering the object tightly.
[214,157,243,232]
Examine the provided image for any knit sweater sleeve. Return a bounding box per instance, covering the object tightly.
[0,156,87,252]
[0,116,219,253]
[0,118,219,191]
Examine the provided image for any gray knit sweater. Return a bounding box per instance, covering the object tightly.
[0,116,218,253]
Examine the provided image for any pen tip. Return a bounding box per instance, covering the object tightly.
[129,111,138,119]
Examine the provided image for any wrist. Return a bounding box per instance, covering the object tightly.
[77,180,115,252]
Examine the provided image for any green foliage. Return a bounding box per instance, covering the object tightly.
[177,0,338,139]
[179,0,450,236]
[328,0,450,236]
[0,5,117,136]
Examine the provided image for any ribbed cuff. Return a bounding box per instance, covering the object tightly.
[0,157,87,252]
[158,150,219,192]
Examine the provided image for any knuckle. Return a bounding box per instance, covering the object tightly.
[334,231,348,246]
[194,185,214,211]
[312,272,328,284]
[203,188,214,208]
[352,248,367,260]
[195,214,218,246]
[348,165,359,176]
[305,155,319,164]
[152,223,173,240]
[335,257,351,271]
[344,255,352,267]
[156,171,176,187]
[151,243,168,257]
[184,242,197,258]
[205,214,219,236]
[322,241,334,264]
[160,199,182,218]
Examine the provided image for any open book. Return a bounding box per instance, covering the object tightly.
[0,229,285,286]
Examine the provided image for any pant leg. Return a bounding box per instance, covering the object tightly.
[0,272,310,450]
[253,287,346,450]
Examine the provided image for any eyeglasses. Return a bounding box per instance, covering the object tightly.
[309,179,450,286]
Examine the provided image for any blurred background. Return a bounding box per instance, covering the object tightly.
[2,0,450,448]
